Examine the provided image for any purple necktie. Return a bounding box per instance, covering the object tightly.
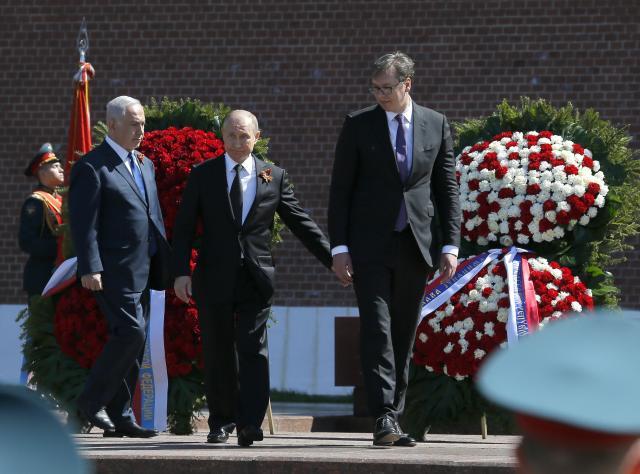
[394,114,409,231]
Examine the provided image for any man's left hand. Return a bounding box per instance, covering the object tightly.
[439,253,457,283]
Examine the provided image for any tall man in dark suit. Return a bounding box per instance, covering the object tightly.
[328,52,461,446]
[69,96,171,438]
[173,110,332,447]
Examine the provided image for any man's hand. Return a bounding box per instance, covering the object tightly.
[439,253,457,283]
[332,252,354,287]
[174,276,192,304]
[81,273,103,291]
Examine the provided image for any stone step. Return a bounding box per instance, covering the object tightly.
[194,414,372,433]
[76,431,518,474]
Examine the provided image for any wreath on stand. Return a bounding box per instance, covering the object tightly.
[402,98,640,438]
[18,98,280,434]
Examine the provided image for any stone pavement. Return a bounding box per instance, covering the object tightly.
[76,431,519,474]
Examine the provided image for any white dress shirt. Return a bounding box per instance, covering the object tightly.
[105,135,142,176]
[225,153,256,224]
[331,102,458,258]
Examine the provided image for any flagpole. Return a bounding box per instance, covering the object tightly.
[77,18,89,63]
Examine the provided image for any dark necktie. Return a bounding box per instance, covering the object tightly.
[394,114,409,231]
[128,152,147,200]
[230,163,243,228]
[128,152,157,256]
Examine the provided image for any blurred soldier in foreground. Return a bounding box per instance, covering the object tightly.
[0,384,87,474]
[18,143,64,301]
[477,311,640,474]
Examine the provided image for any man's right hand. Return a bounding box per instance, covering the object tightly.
[174,276,192,304]
[332,252,354,287]
[81,273,103,291]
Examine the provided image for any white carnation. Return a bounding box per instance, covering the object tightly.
[500,235,513,246]
[484,322,495,337]
[474,349,486,360]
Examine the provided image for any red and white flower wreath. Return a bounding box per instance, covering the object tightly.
[457,131,608,246]
[412,255,593,380]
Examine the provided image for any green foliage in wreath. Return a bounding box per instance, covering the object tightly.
[17,297,88,410]
[402,365,517,438]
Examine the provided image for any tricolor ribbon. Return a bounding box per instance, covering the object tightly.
[133,290,168,431]
[420,246,540,344]
[41,257,78,297]
[503,247,540,343]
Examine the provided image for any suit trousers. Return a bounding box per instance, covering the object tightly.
[352,228,430,420]
[78,286,150,424]
[197,263,271,432]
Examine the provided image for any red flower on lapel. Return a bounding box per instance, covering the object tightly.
[259,167,273,183]
[136,151,145,163]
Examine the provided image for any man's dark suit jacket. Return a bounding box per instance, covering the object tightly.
[328,102,461,266]
[69,141,171,292]
[172,155,332,302]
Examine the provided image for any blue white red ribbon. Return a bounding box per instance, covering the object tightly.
[133,290,168,431]
[41,257,78,297]
[503,247,540,344]
[421,248,504,317]
[421,246,539,344]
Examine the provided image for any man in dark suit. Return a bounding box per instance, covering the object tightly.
[328,52,461,446]
[173,110,332,447]
[69,96,171,438]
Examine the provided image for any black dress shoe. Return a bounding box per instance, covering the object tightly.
[78,407,115,431]
[392,421,417,447]
[237,425,264,447]
[393,434,417,447]
[207,428,230,443]
[103,420,158,438]
[373,415,401,446]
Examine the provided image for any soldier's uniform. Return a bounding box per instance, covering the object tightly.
[18,143,63,297]
[477,311,640,474]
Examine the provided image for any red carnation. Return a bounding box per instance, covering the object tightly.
[526,184,541,195]
[495,167,508,179]
[587,182,601,195]
[564,165,579,175]
[498,188,516,199]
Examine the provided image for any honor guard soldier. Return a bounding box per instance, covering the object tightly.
[477,311,640,474]
[18,143,64,300]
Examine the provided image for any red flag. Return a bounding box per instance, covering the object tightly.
[64,62,94,183]
[59,62,94,264]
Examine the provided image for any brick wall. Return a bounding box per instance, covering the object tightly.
[1,0,638,307]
